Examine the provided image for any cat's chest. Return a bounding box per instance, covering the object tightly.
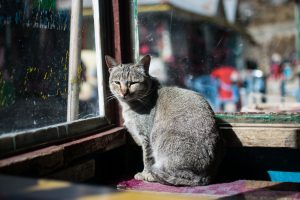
[123,110,151,137]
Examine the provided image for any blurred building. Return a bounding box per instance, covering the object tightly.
[138,0,251,85]
[138,0,300,112]
[239,0,300,111]
[138,0,253,111]
[239,0,296,74]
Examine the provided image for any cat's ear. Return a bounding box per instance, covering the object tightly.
[136,55,151,74]
[105,55,118,73]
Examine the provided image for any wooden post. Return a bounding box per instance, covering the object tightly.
[130,0,139,62]
[92,0,105,117]
[67,0,83,122]
[295,0,300,61]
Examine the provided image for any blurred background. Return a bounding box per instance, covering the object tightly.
[137,0,300,112]
[1,0,300,134]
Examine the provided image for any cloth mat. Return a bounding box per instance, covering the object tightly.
[118,179,300,199]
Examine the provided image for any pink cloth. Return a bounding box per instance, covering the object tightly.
[118,179,300,199]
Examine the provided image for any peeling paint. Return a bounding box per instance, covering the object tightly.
[216,113,300,124]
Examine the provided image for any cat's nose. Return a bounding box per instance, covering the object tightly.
[121,89,129,98]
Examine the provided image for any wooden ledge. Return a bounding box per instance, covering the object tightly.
[220,124,300,149]
[0,127,126,176]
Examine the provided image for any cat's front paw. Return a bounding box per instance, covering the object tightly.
[134,171,155,182]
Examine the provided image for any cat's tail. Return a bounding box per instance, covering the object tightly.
[151,167,211,186]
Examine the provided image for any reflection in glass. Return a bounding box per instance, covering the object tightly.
[0,0,100,135]
[79,3,99,119]
[137,0,300,113]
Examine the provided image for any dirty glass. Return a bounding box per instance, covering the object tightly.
[137,0,300,113]
[0,0,101,134]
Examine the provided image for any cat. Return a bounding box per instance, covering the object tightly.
[105,55,224,186]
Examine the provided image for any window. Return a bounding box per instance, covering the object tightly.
[0,0,119,156]
[137,0,300,115]
[136,0,300,149]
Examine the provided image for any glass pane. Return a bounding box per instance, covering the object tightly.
[80,1,99,119]
[0,0,102,135]
[137,0,300,113]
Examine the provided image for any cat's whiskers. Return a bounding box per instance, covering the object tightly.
[136,98,148,107]
[137,88,155,100]
[124,95,148,107]
[106,94,116,100]
[106,94,117,103]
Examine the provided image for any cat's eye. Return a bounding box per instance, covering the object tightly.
[129,81,139,86]
[114,81,120,85]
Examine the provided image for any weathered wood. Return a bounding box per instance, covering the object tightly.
[92,0,105,117]
[0,146,64,176]
[67,0,83,121]
[48,159,95,182]
[0,127,126,176]
[63,127,126,163]
[216,113,300,124]
[295,0,300,60]
[221,124,300,148]
[112,0,122,63]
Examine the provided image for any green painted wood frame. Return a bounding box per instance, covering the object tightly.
[216,113,300,125]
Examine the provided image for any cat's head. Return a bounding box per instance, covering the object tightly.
[105,55,152,102]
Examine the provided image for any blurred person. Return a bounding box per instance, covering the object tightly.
[267,53,284,103]
[148,54,168,85]
[211,65,240,112]
[242,60,266,107]
[79,51,99,118]
[270,53,282,80]
[280,61,292,102]
[185,74,219,111]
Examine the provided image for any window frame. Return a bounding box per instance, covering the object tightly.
[216,112,300,125]
[2,0,300,160]
[0,0,133,158]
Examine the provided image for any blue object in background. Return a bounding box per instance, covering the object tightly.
[268,171,300,183]
[191,75,219,111]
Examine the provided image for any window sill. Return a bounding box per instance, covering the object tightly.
[220,123,300,149]
[0,117,112,157]
[216,113,300,149]
[0,127,126,176]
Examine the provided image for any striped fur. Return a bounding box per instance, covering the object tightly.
[105,55,224,186]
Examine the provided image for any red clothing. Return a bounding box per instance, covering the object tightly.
[270,63,282,79]
[211,66,236,100]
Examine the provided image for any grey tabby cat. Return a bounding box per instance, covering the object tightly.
[105,55,224,186]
